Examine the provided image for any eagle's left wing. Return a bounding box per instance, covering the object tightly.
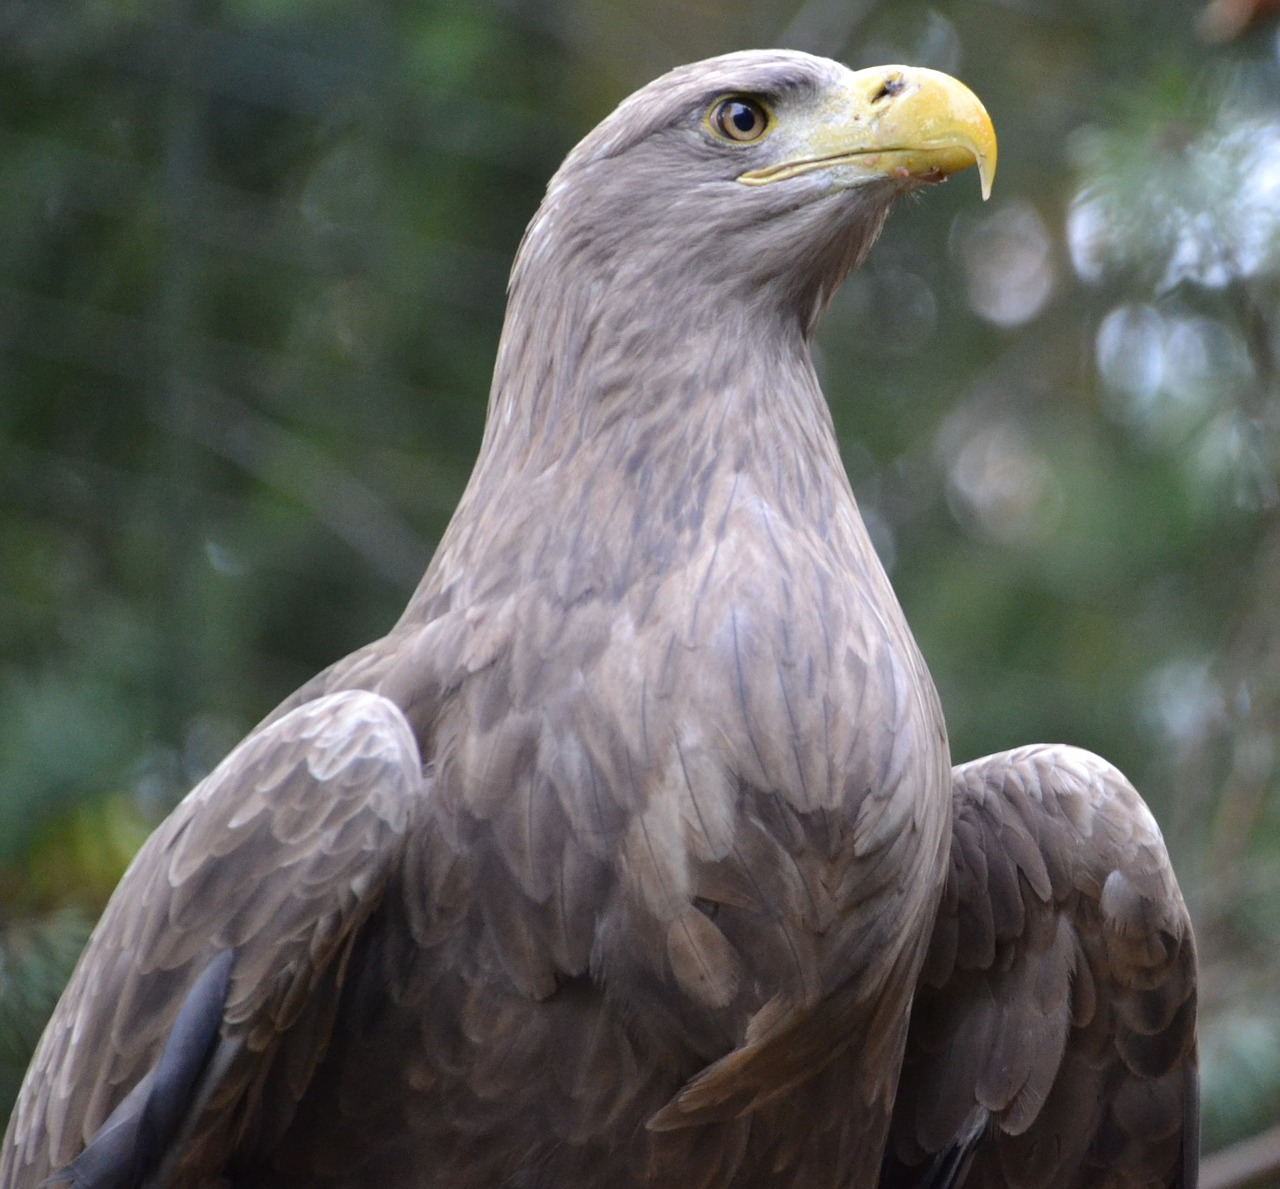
[882,745,1198,1188]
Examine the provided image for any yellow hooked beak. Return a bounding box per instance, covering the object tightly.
[737,65,996,200]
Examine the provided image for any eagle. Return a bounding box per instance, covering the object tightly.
[1,50,1198,1188]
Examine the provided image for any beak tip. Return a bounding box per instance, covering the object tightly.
[976,145,997,201]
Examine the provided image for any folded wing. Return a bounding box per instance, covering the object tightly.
[0,690,426,1189]
[881,744,1198,1188]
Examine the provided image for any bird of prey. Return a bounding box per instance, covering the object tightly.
[1,49,1197,1189]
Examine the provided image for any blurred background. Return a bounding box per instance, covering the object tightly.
[1,0,1278,1167]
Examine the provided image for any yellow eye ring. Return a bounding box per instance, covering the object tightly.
[708,96,770,143]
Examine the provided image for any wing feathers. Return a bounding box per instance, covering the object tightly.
[3,691,425,1187]
[45,952,233,1189]
[882,744,1198,1188]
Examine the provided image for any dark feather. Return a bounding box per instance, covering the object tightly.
[44,951,234,1189]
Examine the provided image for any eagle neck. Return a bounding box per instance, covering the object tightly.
[410,211,869,613]
[501,247,846,489]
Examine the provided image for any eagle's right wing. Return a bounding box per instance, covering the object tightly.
[0,690,426,1189]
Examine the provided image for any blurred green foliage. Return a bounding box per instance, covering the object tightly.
[2,0,1278,1156]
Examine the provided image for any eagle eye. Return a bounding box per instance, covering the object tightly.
[708,96,770,143]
